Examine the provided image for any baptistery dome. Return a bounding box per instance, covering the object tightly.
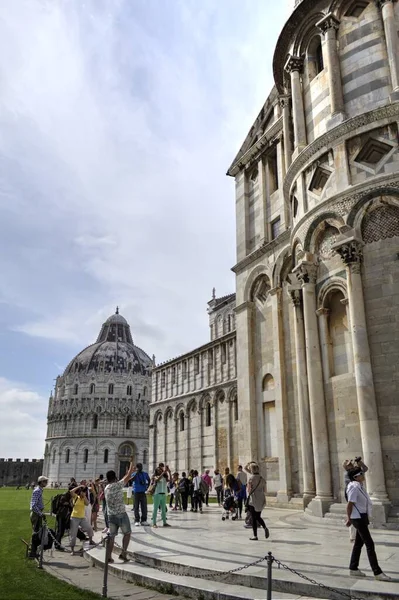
[43,309,153,484]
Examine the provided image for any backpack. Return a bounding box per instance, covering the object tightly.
[199,478,209,496]
[178,478,188,493]
[51,494,64,516]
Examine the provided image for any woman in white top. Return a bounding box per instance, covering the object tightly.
[346,468,390,581]
[246,463,269,541]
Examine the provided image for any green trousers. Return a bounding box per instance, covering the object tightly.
[152,493,166,525]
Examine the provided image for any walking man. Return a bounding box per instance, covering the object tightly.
[131,462,150,526]
[28,475,48,558]
[202,470,212,506]
[105,459,135,562]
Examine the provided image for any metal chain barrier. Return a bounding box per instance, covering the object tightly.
[273,556,364,600]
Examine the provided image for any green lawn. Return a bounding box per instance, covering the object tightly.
[0,488,101,600]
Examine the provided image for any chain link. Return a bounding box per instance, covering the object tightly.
[134,555,266,580]
[273,557,364,600]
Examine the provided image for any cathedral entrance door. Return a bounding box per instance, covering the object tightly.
[119,461,130,480]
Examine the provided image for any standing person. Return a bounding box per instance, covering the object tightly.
[236,465,247,487]
[69,484,95,555]
[178,472,189,511]
[55,486,73,547]
[188,470,195,511]
[346,468,391,580]
[202,470,212,507]
[105,459,135,563]
[91,479,100,532]
[28,475,48,558]
[168,475,176,509]
[343,457,368,542]
[247,463,269,541]
[214,469,223,506]
[131,463,150,526]
[172,473,182,511]
[192,470,203,513]
[151,467,170,528]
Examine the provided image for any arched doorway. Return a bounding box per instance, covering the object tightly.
[117,442,135,480]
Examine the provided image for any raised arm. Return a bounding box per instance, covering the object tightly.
[122,459,135,485]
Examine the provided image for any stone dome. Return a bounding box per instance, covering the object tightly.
[64,308,152,376]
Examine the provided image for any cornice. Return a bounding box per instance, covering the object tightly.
[154,331,236,370]
[231,229,291,274]
[283,102,399,203]
[227,116,283,177]
[149,378,238,408]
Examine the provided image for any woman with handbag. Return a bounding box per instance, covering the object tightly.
[346,468,391,580]
[246,463,269,541]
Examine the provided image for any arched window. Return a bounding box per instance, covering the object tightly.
[108,383,114,395]
[103,449,109,464]
[143,386,147,396]
[179,412,185,432]
[52,450,56,464]
[127,385,132,396]
[90,383,95,394]
[206,402,212,427]
[93,414,98,429]
[65,449,70,464]
[83,449,88,464]
[73,384,78,395]
[307,35,324,82]
[126,416,131,430]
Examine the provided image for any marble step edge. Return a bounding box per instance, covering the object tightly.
[85,546,345,600]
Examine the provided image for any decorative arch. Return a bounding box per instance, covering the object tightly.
[186,398,197,414]
[198,392,211,412]
[262,374,275,391]
[152,409,163,427]
[164,406,174,421]
[272,247,293,287]
[306,33,324,83]
[215,389,226,403]
[174,403,185,419]
[304,212,345,252]
[292,11,326,57]
[243,264,270,302]
[250,274,271,304]
[348,193,399,236]
[318,277,348,309]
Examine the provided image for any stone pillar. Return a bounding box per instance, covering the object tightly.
[174,417,179,470]
[213,398,218,469]
[199,408,204,472]
[378,0,399,100]
[235,301,258,465]
[73,451,78,480]
[258,157,268,243]
[279,95,292,171]
[317,13,346,126]
[293,259,333,515]
[185,414,190,471]
[316,308,332,381]
[269,287,292,501]
[289,288,316,506]
[163,416,167,462]
[284,56,307,157]
[333,238,390,521]
[227,400,232,471]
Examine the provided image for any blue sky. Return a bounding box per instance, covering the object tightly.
[0,0,291,457]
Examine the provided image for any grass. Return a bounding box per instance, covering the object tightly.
[0,488,101,600]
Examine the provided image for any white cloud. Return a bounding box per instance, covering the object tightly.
[0,377,47,458]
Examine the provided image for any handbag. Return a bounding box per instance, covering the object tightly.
[245,477,262,511]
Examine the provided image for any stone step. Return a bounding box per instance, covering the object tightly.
[85,534,399,600]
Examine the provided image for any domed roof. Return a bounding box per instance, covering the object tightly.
[64,308,152,376]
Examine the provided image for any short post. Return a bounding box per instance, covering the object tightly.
[266,552,274,600]
[38,521,46,569]
[102,534,110,598]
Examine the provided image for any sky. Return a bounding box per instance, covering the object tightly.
[0,0,291,458]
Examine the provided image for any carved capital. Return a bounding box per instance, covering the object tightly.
[316,13,340,35]
[376,0,395,10]
[279,94,291,110]
[284,55,304,74]
[333,239,363,271]
[316,308,330,317]
[294,261,318,285]
[290,288,302,308]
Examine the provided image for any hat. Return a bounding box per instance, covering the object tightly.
[38,476,48,482]
[348,467,363,481]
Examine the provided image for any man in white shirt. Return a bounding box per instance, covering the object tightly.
[236,465,247,487]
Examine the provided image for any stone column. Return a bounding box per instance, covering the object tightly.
[293,260,333,515]
[316,308,332,381]
[279,95,292,171]
[227,400,232,470]
[258,157,268,243]
[163,416,167,462]
[213,399,218,469]
[269,287,292,501]
[284,56,307,157]
[378,0,399,100]
[73,451,78,480]
[185,413,190,471]
[289,288,316,506]
[235,301,258,465]
[174,417,179,470]
[316,14,346,126]
[333,238,390,520]
[199,407,204,472]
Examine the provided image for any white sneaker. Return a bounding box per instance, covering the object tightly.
[135,522,140,527]
[141,522,149,526]
[349,570,366,577]
[375,573,392,581]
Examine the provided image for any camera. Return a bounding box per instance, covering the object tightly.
[354,456,362,463]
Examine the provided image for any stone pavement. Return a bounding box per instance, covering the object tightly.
[86,503,399,599]
[42,502,399,599]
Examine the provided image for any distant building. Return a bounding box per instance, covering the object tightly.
[149,292,237,473]
[43,309,152,484]
[0,458,43,487]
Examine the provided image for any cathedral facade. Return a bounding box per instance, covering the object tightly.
[149,293,237,474]
[43,310,152,484]
[229,0,399,524]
